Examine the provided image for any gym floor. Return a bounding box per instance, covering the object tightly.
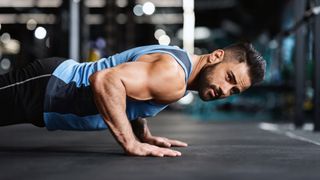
[1,112,320,180]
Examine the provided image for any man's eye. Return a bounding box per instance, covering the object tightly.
[231,87,240,95]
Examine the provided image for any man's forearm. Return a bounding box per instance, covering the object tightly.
[89,72,136,151]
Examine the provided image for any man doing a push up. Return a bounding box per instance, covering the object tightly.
[0,42,266,157]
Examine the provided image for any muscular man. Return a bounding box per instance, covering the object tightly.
[0,42,266,157]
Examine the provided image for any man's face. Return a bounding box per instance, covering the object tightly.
[198,60,251,101]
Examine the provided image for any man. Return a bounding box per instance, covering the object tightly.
[0,42,266,157]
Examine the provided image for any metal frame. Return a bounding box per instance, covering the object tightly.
[105,0,117,55]
[80,0,89,61]
[293,0,307,128]
[69,0,80,61]
[314,0,320,131]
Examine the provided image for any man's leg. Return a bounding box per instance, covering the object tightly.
[0,57,66,127]
[0,69,21,126]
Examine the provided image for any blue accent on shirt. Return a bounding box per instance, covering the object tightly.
[44,45,193,131]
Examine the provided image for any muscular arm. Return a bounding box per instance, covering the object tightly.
[89,58,185,157]
[89,69,136,152]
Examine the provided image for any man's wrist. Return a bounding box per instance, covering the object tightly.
[123,138,139,153]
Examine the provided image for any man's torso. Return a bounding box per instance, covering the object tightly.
[44,45,193,131]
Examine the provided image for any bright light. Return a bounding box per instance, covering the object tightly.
[158,34,170,45]
[133,4,144,16]
[4,39,20,54]
[0,33,11,43]
[194,27,211,40]
[178,93,194,105]
[154,29,166,40]
[26,19,37,30]
[34,26,47,39]
[0,24,1,30]
[142,2,155,15]
[116,0,128,8]
[183,0,194,9]
[1,58,11,70]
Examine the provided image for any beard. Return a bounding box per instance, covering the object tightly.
[198,84,220,101]
[197,64,220,101]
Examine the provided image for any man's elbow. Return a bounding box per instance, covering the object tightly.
[89,71,111,93]
[89,70,124,93]
[89,70,111,87]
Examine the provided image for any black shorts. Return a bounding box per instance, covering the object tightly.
[0,57,66,127]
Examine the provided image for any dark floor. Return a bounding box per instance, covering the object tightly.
[1,112,320,180]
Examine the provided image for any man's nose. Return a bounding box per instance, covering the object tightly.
[221,83,233,96]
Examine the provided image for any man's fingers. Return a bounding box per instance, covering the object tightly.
[167,139,188,147]
[150,151,164,157]
[147,137,170,147]
[157,148,181,157]
[144,144,181,157]
[126,142,182,157]
[157,141,171,148]
[147,136,188,147]
[154,138,171,147]
[152,146,181,157]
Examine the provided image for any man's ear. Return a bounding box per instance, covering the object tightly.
[209,49,224,64]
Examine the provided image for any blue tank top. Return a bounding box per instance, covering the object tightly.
[43,45,193,131]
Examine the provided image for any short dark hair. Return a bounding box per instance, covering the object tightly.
[223,42,266,85]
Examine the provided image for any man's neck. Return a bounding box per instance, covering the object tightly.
[187,54,210,91]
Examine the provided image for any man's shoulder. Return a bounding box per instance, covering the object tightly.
[152,53,185,76]
[148,54,186,102]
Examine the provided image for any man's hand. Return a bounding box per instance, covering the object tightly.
[131,117,188,148]
[125,140,182,157]
[143,135,188,148]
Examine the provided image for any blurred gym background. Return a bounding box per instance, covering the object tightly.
[0,0,319,131]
